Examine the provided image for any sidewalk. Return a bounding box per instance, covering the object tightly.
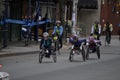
[0,35,119,57]
[0,41,70,57]
[0,41,40,57]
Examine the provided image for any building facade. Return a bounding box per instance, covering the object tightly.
[100,0,120,35]
[0,0,73,47]
[0,0,58,42]
[77,0,101,36]
[1,0,119,46]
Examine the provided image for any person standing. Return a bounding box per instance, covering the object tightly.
[91,21,101,40]
[103,21,113,45]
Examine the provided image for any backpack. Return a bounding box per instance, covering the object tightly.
[106,24,110,32]
[94,24,99,34]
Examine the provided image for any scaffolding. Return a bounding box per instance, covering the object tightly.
[0,0,57,47]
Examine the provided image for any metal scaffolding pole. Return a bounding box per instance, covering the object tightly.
[2,0,8,48]
[59,0,66,40]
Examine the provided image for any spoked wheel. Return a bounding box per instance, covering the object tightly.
[81,46,86,61]
[69,50,74,62]
[86,46,90,60]
[39,51,44,63]
[96,46,100,59]
[52,51,57,63]
[55,41,60,55]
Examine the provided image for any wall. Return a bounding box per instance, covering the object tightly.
[0,0,5,16]
[0,0,5,44]
[9,0,22,41]
[100,0,120,35]
[77,0,101,35]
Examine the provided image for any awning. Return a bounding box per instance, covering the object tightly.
[78,0,98,9]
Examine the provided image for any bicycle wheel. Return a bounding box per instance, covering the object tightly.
[52,51,57,63]
[96,46,100,59]
[39,51,44,63]
[86,46,90,60]
[81,46,86,61]
[69,50,74,62]
[55,41,60,55]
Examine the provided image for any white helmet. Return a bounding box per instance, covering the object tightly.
[56,20,61,24]
[43,32,49,37]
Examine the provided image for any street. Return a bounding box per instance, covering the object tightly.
[0,0,120,80]
[0,37,120,80]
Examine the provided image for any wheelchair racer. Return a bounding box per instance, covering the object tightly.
[40,32,52,58]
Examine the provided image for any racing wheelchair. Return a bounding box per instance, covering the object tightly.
[86,36,101,60]
[69,39,86,62]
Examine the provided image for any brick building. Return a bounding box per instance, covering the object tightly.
[100,0,120,35]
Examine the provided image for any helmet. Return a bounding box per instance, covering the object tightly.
[73,36,78,40]
[56,20,61,24]
[22,27,27,32]
[73,36,78,43]
[43,32,49,37]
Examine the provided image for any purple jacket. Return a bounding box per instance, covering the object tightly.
[69,37,86,47]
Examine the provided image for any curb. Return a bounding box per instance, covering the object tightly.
[0,51,39,58]
[0,44,70,58]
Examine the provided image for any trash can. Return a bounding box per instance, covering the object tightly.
[0,72,9,80]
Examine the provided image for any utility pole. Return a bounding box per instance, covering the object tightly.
[72,0,78,36]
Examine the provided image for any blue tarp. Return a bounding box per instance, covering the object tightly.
[6,19,26,25]
[0,19,52,27]
[118,24,120,27]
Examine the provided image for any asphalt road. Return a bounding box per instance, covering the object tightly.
[0,38,120,80]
